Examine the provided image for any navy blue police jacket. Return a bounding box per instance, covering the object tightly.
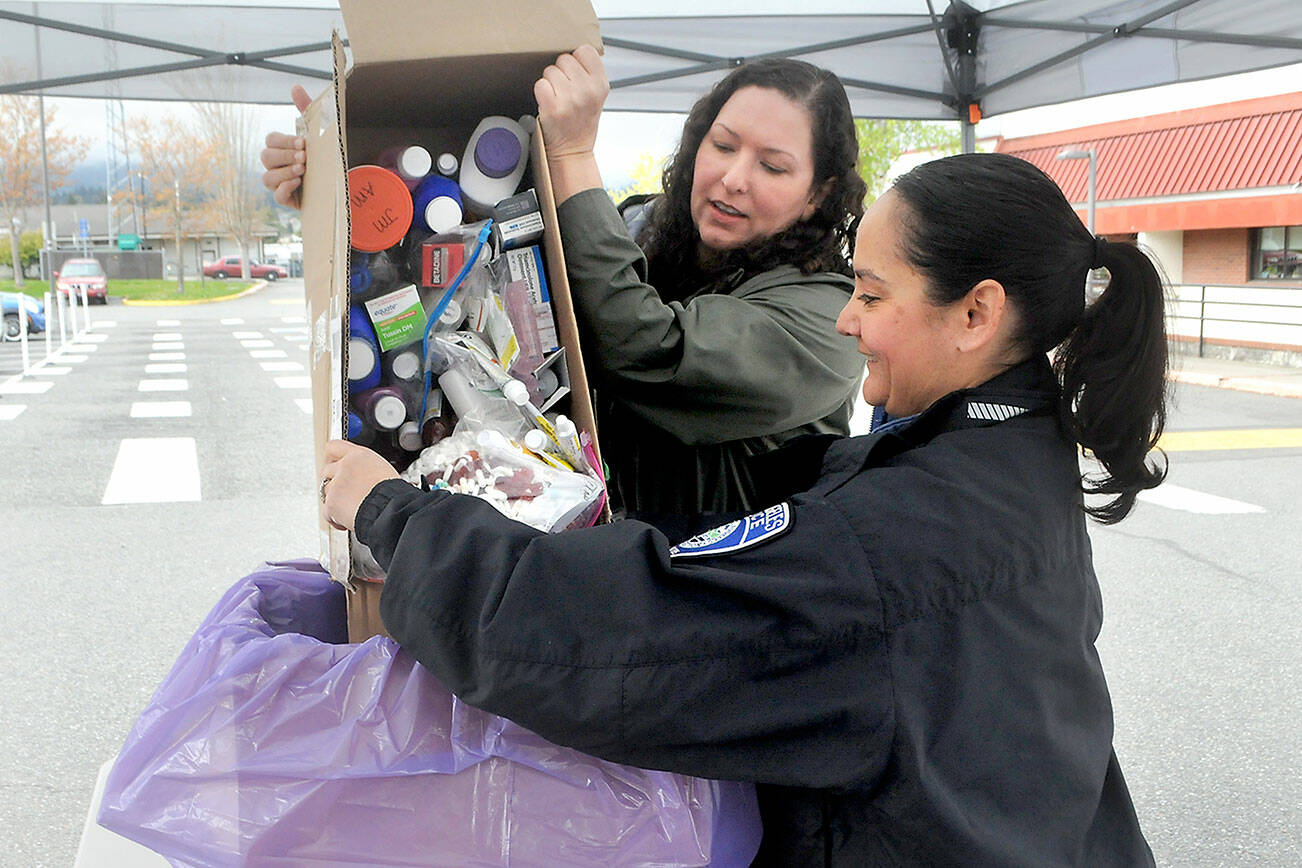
[357,356,1155,866]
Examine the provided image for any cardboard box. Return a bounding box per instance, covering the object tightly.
[300,0,605,642]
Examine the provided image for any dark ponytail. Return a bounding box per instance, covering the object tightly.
[1054,238,1168,523]
[891,153,1168,523]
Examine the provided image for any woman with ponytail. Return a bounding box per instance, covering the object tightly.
[326,151,1161,864]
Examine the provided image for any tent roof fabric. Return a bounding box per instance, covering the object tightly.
[998,92,1302,201]
[1,1,1300,120]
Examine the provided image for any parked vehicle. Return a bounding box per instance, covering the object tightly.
[201,257,288,281]
[1,292,46,341]
[56,258,109,304]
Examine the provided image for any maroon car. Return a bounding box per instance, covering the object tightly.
[56,258,109,304]
[202,256,288,280]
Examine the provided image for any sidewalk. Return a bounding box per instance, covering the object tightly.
[1168,353,1302,399]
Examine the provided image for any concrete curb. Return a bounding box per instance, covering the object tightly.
[120,280,269,306]
[1168,370,1302,400]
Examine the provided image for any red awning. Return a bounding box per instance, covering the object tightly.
[997,92,1302,234]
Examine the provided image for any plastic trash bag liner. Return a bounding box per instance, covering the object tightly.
[98,560,761,867]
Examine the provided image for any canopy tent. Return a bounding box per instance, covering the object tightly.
[2,0,1301,149]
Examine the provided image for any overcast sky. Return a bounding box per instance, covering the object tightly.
[40,60,1302,189]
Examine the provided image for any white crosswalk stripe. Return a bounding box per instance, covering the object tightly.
[1137,483,1264,514]
[102,437,201,504]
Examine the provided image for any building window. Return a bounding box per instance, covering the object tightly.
[1254,225,1302,279]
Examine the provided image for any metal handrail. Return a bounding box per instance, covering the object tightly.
[1166,283,1302,358]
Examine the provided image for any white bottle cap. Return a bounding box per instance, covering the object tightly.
[372,394,407,430]
[436,152,459,175]
[536,368,558,399]
[347,337,377,380]
[523,429,548,453]
[477,429,509,450]
[554,415,576,439]
[439,299,464,328]
[517,115,537,134]
[502,378,529,406]
[424,196,463,234]
[398,145,433,180]
[397,421,423,451]
[390,349,421,381]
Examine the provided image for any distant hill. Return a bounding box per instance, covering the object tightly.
[52,160,107,204]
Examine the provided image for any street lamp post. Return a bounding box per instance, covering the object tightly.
[9,216,23,290]
[1056,147,1097,235]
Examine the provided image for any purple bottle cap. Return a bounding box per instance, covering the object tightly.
[474,127,522,179]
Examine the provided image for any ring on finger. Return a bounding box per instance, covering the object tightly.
[320,476,329,503]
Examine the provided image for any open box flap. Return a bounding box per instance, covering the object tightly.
[301,32,354,583]
[340,0,601,67]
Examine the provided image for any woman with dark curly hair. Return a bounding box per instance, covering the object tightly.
[533,45,867,539]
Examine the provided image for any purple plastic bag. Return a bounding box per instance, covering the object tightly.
[98,560,760,867]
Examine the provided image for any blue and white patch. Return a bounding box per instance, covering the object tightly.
[669,503,792,559]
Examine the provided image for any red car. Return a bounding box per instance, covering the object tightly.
[202,256,288,280]
[56,258,109,305]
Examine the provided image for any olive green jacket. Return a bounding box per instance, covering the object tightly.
[557,189,863,533]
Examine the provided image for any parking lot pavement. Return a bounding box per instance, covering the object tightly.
[1168,351,1302,399]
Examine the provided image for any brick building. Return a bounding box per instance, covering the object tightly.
[997,92,1302,358]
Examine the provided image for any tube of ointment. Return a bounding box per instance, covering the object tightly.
[553,414,592,473]
[522,429,573,471]
[502,379,560,447]
[453,331,517,388]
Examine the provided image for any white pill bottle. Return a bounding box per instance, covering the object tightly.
[459,115,533,217]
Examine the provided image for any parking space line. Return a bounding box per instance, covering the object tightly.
[241,339,274,348]
[260,361,303,372]
[249,349,287,359]
[274,376,312,390]
[0,405,26,420]
[1137,483,1265,515]
[138,379,189,392]
[145,363,187,374]
[232,331,264,339]
[102,438,201,504]
[29,366,72,376]
[152,333,183,341]
[130,401,192,418]
[79,333,109,343]
[1158,428,1302,452]
[295,398,313,414]
[0,380,54,394]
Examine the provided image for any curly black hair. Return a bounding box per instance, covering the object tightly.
[635,58,866,301]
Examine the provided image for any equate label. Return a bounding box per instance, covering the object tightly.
[363,284,427,351]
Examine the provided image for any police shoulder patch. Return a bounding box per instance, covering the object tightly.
[669,503,793,558]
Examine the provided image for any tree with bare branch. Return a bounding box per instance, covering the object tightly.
[193,101,263,279]
[0,65,89,287]
[131,114,218,293]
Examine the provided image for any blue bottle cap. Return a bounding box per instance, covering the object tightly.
[474,127,522,179]
[346,411,364,439]
[349,264,372,293]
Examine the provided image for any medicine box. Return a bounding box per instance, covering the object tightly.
[299,0,605,641]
